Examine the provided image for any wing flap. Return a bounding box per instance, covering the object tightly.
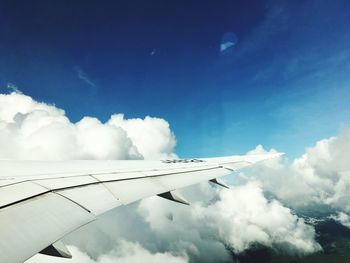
[103,177,165,205]
[57,184,122,215]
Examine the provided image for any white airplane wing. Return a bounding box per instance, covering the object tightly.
[0,153,282,262]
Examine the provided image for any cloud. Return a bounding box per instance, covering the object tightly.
[241,128,350,214]
[0,92,176,160]
[136,182,320,260]
[26,241,188,263]
[330,212,350,229]
[203,183,320,255]
[74,66,96,88]
[108,114,177,160]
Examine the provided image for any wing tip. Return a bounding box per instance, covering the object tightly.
[256,151,285,161]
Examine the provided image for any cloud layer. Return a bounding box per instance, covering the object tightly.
[137,182,320,259]
[26,241,188,263]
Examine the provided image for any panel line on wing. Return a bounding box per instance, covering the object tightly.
[0,179,29,188]
[54,192,92,213]
[0,190,50,210]
[89,174,122,201]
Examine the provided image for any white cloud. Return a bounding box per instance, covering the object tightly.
[27,241,188,263]
[241,127,350,214]
[330,212,350,229]
[137,182,321,258]
[108,114,177,160]
[0,92,176,160]
[204,183,320,255]
[292,129,350,212]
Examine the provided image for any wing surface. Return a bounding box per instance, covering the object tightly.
[0,152,282,262]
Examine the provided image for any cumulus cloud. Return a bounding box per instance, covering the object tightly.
[27,241,188,263]
[292,129,350,213]
[241,128,350,215]
[137,182,320,260]
[203,183,320,254]
[108,114,177,160]
[0,92,176,160]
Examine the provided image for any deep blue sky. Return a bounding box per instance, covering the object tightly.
[1,0,350,158]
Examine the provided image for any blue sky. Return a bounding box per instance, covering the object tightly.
[0,0,349,158]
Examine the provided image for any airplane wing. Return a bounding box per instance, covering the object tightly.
[0,152,282,262]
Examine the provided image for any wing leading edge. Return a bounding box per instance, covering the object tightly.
[0,152,283,262]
